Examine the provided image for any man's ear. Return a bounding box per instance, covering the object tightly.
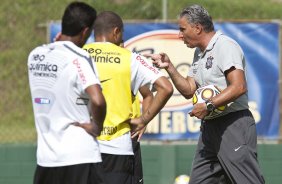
[54,32,62,42]
[194,24,203,35]
[82,27,91,40]
[113,27,121,39]
[78,27,92,47]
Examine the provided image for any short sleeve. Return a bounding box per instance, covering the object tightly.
[131,53,164,95]
[218,40,245,72]
[73,56,101,90]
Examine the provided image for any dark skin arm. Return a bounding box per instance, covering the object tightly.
[74,84,107,137]
[134,85,154,141]
[130,76,173,138]
[190,67,247,119]
[147,53,197,99]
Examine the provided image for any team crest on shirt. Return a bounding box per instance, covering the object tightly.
[206,56,214,69]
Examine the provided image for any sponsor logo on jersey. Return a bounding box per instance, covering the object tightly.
[29,54,58,78]
[33,54,45,61]
[29,62,58,72]
[73,58,87,84]
[136,55,159,74]
[84,48,121,64]
[29,54,57,72]
[100,126,118,136]
[34,98,50,104]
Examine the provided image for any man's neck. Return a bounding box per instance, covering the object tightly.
[95,35,119,46]
[199,31,216,52]
[58,35,81,47]
[94,35,108,42]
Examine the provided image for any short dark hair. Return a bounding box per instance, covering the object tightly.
[179,4,214,32]
[93,11,123,36]
[61,2,97,36]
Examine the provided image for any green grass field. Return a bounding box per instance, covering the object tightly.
[0,0,281,143]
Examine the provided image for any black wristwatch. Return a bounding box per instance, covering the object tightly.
[205,100,216,112]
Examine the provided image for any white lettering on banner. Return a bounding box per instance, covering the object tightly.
[146,116,159,133]
[145,101,261,135]
[172,112,186,133]
[187,116,201,133]
[146,111,201,134]
[161,112,171,133]
[248,101,261,123]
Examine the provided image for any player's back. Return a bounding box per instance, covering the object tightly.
[83,42,133,141]
[27,41,102,167]
[28,41,92,126]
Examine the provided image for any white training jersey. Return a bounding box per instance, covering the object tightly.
[98,51,164,155]
[27,41,102,167]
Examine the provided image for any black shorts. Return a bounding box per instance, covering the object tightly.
[101,153,134,184]
[33,162,105,184]
[132,137,143,184]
